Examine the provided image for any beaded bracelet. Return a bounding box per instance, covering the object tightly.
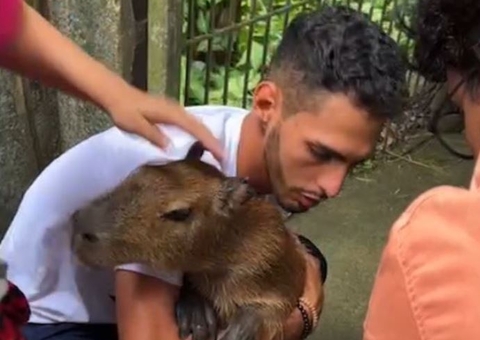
[296,300,312,339]
[299,297,319,329]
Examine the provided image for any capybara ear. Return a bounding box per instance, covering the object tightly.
[186,141,205,161]
[214,177,256,216]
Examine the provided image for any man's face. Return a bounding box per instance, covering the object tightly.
[254,83,384,213]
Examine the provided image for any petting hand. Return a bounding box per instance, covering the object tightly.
[105,86,225,163]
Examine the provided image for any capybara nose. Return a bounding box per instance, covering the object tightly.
[296,234,328,284]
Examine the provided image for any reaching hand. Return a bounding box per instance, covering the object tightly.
[106,87,225,163]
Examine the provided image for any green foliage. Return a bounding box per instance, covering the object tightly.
[180,0,415,107]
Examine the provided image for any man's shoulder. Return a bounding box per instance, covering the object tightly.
[185,104,249,118]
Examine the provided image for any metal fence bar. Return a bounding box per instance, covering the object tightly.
[177,0,430,109]
[147,0,182,97]
[242,0,259,107]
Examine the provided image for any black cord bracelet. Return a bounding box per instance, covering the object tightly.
[296,300,312,339]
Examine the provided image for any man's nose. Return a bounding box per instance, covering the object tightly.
[318,166,348,198]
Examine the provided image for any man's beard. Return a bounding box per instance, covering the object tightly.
[264,125,304,213]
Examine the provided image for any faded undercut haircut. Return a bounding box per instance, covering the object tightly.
[398,0,480,101]
[264,5,407,120]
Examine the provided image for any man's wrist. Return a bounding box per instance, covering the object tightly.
[299,297,319,330]
[283,297,320,340]
[284,307,305,340]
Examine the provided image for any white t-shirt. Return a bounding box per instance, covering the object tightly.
[0,105,248,324]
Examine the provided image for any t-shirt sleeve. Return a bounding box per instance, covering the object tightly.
[0,0,22,51]
[115,263,183,286]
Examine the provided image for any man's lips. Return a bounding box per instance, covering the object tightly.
[299,192,321,208]
[303,192,321,201]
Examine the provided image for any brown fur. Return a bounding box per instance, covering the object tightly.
[72,147,307,340]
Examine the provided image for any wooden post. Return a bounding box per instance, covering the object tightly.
[147,0,183,99]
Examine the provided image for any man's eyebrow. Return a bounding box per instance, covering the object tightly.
[310,141,371,165]
[309,142,347,162]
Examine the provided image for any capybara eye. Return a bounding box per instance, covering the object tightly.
[162,208,192,222]
[82,233,99,243]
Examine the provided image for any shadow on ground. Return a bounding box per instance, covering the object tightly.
[288,136,474,340]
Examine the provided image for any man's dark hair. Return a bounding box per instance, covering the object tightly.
[264,5,406,120]
[399,0,480,100]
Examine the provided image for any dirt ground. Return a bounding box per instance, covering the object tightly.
[289,135,474,340]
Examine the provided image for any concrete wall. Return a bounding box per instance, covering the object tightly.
[0,0,137,232]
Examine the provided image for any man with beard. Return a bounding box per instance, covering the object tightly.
[0,5,406,340]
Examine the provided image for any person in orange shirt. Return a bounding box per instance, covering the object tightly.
[364,1,480,338]
[364,153,480,340]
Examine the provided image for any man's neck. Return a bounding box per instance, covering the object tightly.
[236,113,272,194]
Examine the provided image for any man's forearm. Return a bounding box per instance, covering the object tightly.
[0,2,131,112]
[116,270,182,340]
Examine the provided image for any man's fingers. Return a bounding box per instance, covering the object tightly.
[203,300,218,340]
[176,303,193,340]
[191,307,210,340]
[145,108,225,163]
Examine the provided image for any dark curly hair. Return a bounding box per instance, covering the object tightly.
[398,0,480,100]
[264,5,407,120]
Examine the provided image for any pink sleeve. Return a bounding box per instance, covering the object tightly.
[0,0,22,50]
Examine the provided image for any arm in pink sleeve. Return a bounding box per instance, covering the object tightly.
[0,0,22,50]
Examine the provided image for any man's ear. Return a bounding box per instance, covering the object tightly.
[185,141,205,160]
[252,81,282,124]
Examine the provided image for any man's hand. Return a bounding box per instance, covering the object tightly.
[302,252,325,315]
[283,234,327,340]
[175,279,218,340]
[115,270,182,340]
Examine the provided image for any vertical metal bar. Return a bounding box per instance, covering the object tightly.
[131,0,148,90]
[386,0,397,35]
[147,0,182,98]
[204,0,217,104]
[166,0,183,99]
[357,0,365,12]
[405,38,414,86]
[282,0,292,34]
[222,0,241,105]
[368,0,377,21]
[378,0,390,30]
[242,0,258,108]
[183,0,195,105]
[413,67,422,93]
[147,0,166,95]
[261,0,274,72]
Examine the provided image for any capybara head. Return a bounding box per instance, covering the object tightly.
[71,142,256,271]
